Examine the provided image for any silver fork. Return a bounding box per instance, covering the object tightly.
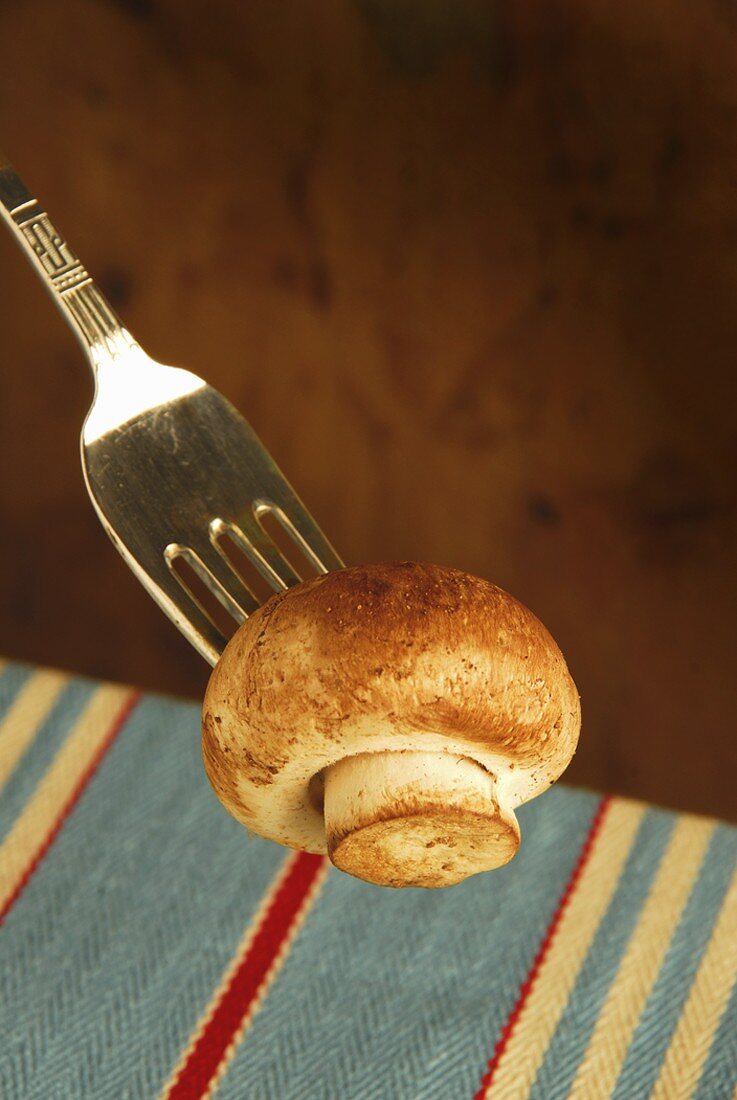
[0,158,343,666]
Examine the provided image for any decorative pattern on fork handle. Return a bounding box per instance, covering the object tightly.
[0,161,136,363]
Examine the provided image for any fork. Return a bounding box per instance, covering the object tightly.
[0,158,343,666]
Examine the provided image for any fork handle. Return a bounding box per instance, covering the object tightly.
[0,157,137,370]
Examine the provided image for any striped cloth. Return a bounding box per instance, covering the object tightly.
[0,660,735,1099]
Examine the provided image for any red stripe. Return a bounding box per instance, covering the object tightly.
[166,850,326,1100]
[0,691,140,926]
[474,794,612,1099]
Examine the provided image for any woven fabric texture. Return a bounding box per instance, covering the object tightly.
[0,660,735,1099]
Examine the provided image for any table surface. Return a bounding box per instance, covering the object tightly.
[1,658,736,1099]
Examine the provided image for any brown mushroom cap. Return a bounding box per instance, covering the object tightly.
[202,561,580,888]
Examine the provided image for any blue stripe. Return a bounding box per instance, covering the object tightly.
[529,808,675,1100]
[614,826,737,1100]
[0,676,97,846]
[0,662,34,726]
[0,689,286,1100]
[214,787,602,1100]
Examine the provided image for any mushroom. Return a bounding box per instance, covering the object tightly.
[202,561,580,888]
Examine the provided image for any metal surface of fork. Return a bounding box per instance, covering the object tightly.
[0,158,343,666]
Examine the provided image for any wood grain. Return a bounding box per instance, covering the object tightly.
[0,0,735,820]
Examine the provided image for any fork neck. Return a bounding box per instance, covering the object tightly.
[0,158,137,372]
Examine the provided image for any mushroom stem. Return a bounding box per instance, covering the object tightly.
[323,751,520,888]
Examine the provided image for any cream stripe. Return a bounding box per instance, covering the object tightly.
[650,863,737,1100]
[569,815,714,1099]
[486,799,646,1099]
[0,684,131,909]
[159,852,328,1099]
[0,670,68,790]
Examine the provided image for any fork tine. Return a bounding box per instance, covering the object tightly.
[196,543,263,618]
[254,498,344,574]
[148,560,229,666]
[166,544,260,622]
[212,517,301,591]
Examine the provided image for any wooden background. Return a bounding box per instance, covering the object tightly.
[0,0,735,821]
